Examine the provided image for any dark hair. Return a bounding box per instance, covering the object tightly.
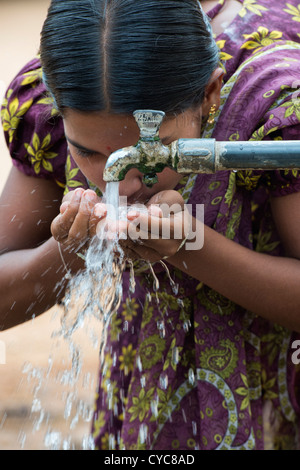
[40,0,219,115]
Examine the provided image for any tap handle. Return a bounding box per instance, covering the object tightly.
[133,110,165,139]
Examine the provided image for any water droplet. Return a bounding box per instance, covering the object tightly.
[139,424,148,444]
[22,362,32,374]
[148,264,160,292]
[62,438,71,450]
[136,355,143,372]
[82,434,95,450]
[18,431,26,449]
[33,409,45,432]
[31,398,42,413]
[109,434,116,450]
[188,368,195,386]
[192,421,197,436]
[157,320,166,338]
[128,260,136,293]
[151,399,159,418]
[0,412,7,430]
[82,372,91,389]
[172,347,179,365]
[140,375,146,388]
[64,392,74,419]
[159,373,168,390]
[44,431,62,450]
[113,352,117,366]
[159,260,178,294]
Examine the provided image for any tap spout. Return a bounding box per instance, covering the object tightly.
[103,146,143,182]
[103,110,173,187]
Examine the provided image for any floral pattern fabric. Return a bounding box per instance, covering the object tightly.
[1,60,67,189]
[2,0,300,451]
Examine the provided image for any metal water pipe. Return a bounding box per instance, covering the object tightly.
[103,110,300,187]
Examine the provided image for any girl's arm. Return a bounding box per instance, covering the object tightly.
[0,167,84,330]
[169,190,300,332]
[124,189,300,332]
[172,221,300,331]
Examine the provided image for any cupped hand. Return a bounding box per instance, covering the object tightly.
[120,190,191,263]
[52,188,191,263]
[51,188,104,253]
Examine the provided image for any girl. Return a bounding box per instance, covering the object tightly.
[2,0,300,450]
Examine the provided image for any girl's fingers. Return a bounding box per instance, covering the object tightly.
[51,213,69,241]
[51,189,84,241]
[127,204,163,221]
[68,190,98,241]
[146,190,185,211]
[54,188,188,258]
[126,209,191,259]
[119,238,162,263]
[90,203,107,238]
[118,240,140,261]
[60,187,84,207]
[52,189,101,244]
[129,242,163,263]
[60,201,70,214]
[94,203,108,219]
[128,211,188,240]
[148,204,164,218]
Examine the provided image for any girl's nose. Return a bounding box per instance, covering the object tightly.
[118,169,143,199]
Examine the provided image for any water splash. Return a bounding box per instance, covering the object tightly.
[139,423,148,445]
[20,183,125,449]
[18,181,190,449]
[159,372,169,390]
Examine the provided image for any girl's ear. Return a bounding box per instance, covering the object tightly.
[201,67,224,116]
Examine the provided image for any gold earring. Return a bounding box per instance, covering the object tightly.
[207,104,217,124]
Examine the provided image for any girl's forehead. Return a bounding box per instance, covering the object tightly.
[64,108,196,135]
[63,108,201,157]
[63,110,139,142]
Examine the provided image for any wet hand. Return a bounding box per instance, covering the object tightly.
[51,188,104,253]
[121,190,191,263]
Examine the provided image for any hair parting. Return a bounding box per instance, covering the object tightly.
[40,0,220,116]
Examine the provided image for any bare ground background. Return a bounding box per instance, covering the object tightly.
[0,0,101,450]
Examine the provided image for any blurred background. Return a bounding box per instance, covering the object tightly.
[0,0,50,190]
[0,0,100,450]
